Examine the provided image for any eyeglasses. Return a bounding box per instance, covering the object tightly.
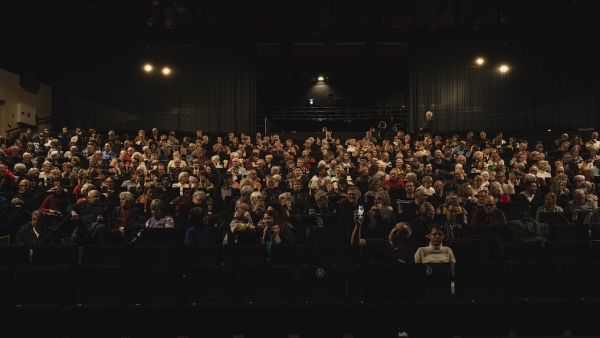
[484,204,495,207]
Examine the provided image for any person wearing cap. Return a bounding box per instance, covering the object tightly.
[307,190,333,216]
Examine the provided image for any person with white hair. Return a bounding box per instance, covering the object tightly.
[567,189,597,223]
[419,110,435,137]
[211,155,223,168]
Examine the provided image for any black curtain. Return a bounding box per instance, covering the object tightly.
[408,32,598,134]
[52,43,256,134]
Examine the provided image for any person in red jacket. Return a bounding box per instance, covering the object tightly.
[384,169,405,189]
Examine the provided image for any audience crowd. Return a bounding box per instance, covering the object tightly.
[1,120,600,264]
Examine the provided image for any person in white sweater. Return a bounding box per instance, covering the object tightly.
[414,225,456,275]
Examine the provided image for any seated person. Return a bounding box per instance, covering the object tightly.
[440,199,467,244]
[110,191,143,244]
[383,169,404,189]
[11,179,42,212]
[15,210,57,247]
[535,192,564,222]
[68,189,111,245]
[260,210,294,256]
[145,199,175,228]
[223,199,257,245]
[410,202,435,246]
[567,189,597,222]
[133,199,175,243]
[567,189,597,214]
[469,195,507,227]
[184,207,212,245]
[414,225,456,274]
[368,191,396,230]
[338,186,365,213]
[517,180,542,205]
[351,210,414,265]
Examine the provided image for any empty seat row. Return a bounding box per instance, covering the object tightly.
[3,240,600,270]
[2,262,599,337]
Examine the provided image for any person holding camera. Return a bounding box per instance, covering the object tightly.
[351,209,414,265]
[261,210,294,256]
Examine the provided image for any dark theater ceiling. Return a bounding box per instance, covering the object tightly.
[0,0,592,84]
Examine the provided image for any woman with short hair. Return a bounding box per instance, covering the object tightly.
[535,192,564,221]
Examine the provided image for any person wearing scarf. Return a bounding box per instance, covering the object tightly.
[110,191,141,243]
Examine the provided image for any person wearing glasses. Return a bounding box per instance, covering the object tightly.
[469,195,507,227]
[441,200,467,244]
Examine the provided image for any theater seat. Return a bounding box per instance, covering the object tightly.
[242,266,290,338]
[562,262,600,336]
[456,263,514,337]
[127,266,182,337]
[351,265,426,338]
[5,267,72,337]
[63,266,127,338]
[297,266,347,338]
[183,266,236,338]
[508,263,571,336]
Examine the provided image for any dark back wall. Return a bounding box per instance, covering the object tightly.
[409,31,599,133]
[257,59,408,109]
[52,43,256,134]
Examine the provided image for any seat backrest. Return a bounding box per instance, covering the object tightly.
[309,227,345,246]
[360,227,387,240]
[180,245,222,268]
[84,245,128,266]
[132,245,175,266]
[351,265,426,303]
[32,245,79,267]
[77,266,126,306]
[504,242,542,262]
[318,245,359,267]
[130,266,181,305]
[592,240,600,262]
[590,224,600,240]
[0,267,12,307]
[297,266,345,303]
[225,245,267,267]
[456,263,506,301]
[0,245,30,267]
[16,267,71,306]
[271,245,314,267]
[242,266,290,303]
[538,212,570,225]
[551,224,589,242]
[545,241,589,263]
[187,266,236,305]
[420,263,452,300]
[509,262,559,300]
[497,202,528,213]
[562,262,600,300]
[144,227,183,246]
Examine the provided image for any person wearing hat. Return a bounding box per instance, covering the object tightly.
[307,190,333,216]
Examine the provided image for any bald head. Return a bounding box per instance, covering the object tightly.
[389,222,411,247]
